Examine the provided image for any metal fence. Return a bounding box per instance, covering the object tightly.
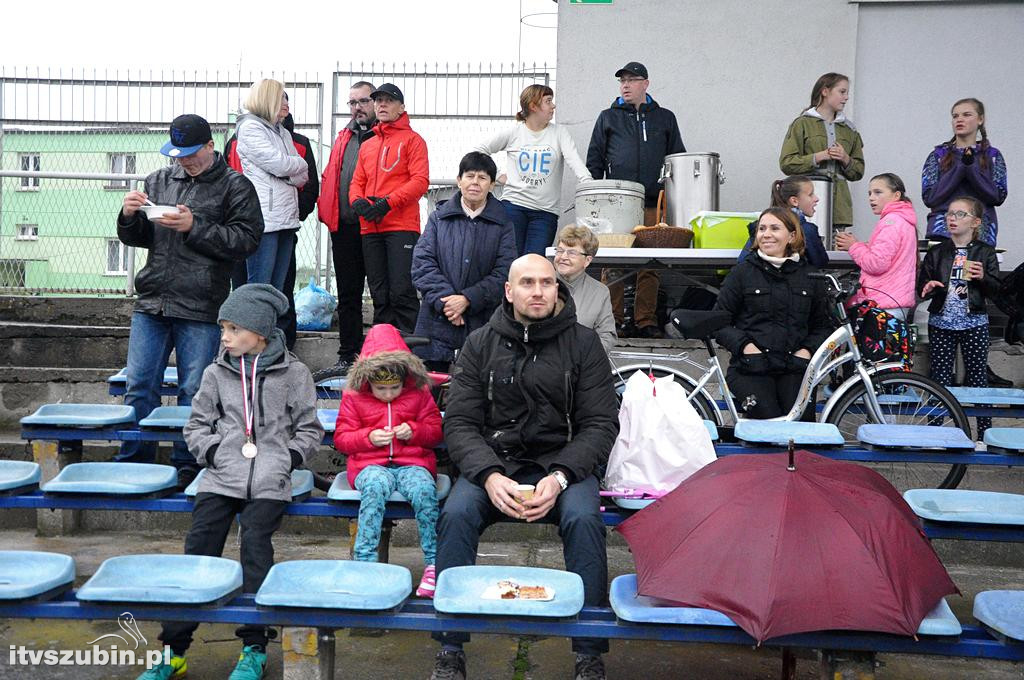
[0,63,551,296]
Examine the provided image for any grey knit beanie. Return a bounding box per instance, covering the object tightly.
[218,284,289,339]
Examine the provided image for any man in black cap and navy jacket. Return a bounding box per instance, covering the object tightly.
[587,61,686,339]
[116,114,264,488]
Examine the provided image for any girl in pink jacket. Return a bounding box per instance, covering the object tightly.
[835,173,919,320]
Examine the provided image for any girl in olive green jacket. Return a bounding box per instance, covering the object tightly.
[779,72,865,227]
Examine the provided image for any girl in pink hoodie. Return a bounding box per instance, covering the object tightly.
[835,173,919,320]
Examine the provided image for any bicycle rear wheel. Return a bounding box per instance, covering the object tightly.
[825,372,969,490]
[612,368,721,425]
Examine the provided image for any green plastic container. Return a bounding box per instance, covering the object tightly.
[688,211,759,249]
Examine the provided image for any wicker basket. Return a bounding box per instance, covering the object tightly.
[596,232,636,248]
[631,224,694,249]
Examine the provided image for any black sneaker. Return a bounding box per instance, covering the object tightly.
[987,365,1013,388]
[574,654,606,680]
[430,649,466,680]
[176,467,199,491]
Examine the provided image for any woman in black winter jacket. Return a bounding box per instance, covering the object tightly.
[714,207,833,419]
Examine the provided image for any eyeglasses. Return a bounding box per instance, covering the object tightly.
[554,247,589,259]
[347,97,372,107]
[618,77,646,84]
[945,210,978,220]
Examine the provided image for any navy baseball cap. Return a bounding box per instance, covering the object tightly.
[161,114,213,158]
[615,62,649,79]
[370,83,404,104]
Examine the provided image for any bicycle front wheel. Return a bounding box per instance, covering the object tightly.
[825,372,969,490]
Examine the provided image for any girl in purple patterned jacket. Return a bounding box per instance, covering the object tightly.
[922,98,1008,247]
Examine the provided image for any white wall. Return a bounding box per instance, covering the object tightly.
[556,0,1023,264]
[853,2,1024,264]
[555,0,858,221]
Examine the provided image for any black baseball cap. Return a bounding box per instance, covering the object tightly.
[370,83,404,104]
[161,114,213,158]
[615,62,649,79]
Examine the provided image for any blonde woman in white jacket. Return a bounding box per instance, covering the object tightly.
[236,79,309,289]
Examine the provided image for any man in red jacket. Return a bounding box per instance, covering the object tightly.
[349,83,429,333]
[317,81,377,369]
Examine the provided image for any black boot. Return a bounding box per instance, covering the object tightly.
[987,365,1013,388]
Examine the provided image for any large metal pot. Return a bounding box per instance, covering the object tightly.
[573,179,646,234]
[659,152,725,227]
[806,175,835,249]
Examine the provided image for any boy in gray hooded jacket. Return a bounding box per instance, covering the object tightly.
[141,284,323,680]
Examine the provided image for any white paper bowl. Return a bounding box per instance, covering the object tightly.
[141,205,180,220]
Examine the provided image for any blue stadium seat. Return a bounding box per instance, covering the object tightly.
[21,404,136,428]
[0,460,41,495]
[857,424,974,450]
[947,387,1024,406]
[77,555,243,605]
[0,551,75,602]
[317,409,338,434]
[256,560,411,610]
[703,420,719,441]
[184,468,314,502]
[138,406,191,428]
[610,574,961,636]
[328,473,451,502]
[973,590,1024,642]
[610,574,737,625]
[42,462,177,496]
[734,420,843,447]
[108,367,178,388]
[903,489,1024,526]
[434,565,584,617]
[983,428,1024,454]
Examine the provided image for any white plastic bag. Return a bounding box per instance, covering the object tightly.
[604,370,717,494]
[295,278,337,331]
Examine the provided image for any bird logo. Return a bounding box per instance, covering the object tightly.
[87,612,147,649]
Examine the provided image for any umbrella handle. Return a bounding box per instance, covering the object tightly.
[787,439,796,471]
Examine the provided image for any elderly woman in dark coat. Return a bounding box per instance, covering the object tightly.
[411,152,517,370]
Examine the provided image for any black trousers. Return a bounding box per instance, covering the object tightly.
[230,229,298,350]
[330,224,366,362]
[432,472,609,656]
[159,493,288,655]
[361,230,420,333]
[727,368,816,421]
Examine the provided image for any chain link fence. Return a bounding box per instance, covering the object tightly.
[0,63,551,296]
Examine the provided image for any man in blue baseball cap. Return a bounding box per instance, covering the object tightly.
[115,114,265,488]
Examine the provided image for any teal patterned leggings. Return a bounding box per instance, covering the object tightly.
[353,464,438,564]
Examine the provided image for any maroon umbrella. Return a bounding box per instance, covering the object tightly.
[616,449,958,642]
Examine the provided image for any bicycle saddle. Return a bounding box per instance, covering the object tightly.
[669,309,732,340]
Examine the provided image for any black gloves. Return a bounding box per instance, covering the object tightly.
[351,198,373,218]
[961,148,975,166]
[361,197,392,222]
[352,196,390,222]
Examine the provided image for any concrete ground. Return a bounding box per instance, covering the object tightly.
[1,528,1023,679]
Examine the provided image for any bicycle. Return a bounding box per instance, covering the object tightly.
[608,271,971,490]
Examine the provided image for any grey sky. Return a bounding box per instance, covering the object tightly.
[0,0,557,72]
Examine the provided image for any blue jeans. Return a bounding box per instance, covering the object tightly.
[353,465,438,564]
[115,312,221,467]
[246,229,295,291]
[502,200,559,256]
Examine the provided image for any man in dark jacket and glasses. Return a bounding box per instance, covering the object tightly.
[115,114,264,487]
[429,255,619,680]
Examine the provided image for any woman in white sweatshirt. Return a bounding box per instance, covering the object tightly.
[476,85,592,255]
[236,78,309,290]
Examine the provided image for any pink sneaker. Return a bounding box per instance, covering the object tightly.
[416,565,437,598]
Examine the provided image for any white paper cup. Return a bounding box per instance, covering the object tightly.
[515,484,535,501]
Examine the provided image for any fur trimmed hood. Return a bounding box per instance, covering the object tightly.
[346,324,430,392]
